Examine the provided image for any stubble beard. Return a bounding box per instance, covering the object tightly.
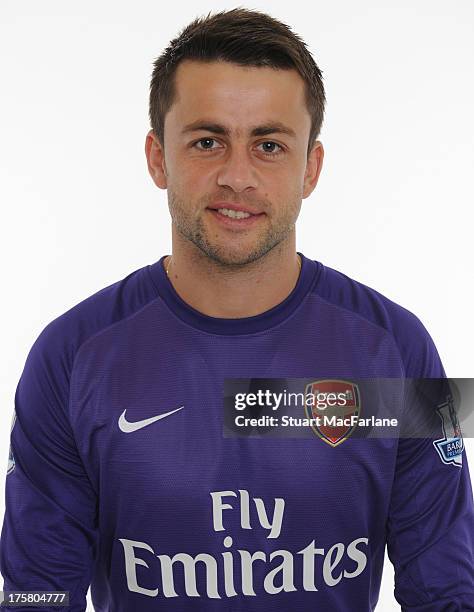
[167,189,302,268]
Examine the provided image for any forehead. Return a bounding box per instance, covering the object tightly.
[168,59,309,135]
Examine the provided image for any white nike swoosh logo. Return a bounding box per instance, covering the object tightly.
[118,406,184,433]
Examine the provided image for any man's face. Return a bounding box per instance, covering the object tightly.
[146,59,323,266]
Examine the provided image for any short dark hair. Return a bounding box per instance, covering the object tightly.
[148,7,326,157]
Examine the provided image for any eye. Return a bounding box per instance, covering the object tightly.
[257,141,284,156]
[193,138,221,151]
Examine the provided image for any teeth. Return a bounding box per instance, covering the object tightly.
[217,208,251,219]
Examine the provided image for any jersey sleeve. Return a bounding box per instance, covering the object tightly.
[386,319,474,610]
[0,320,99,611]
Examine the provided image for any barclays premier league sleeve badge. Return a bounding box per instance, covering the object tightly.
[6,410,16,476]
[432,394,464,467]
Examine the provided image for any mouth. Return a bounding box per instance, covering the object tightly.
[206,206,266,228]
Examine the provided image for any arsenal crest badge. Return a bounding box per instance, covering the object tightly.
[304,379,361,446]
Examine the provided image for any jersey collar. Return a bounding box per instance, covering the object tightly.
[148,251,320,335]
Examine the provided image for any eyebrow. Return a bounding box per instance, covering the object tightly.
[181,120,297,139]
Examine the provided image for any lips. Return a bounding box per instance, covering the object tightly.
[207,202,264,216]
[206,208,265,228]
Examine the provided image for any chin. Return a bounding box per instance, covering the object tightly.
[202,245,271,268]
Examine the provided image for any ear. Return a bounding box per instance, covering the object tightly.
[145,129,168,189]
[302,140,324,199]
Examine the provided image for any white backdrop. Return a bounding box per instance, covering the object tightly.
[1,1,473,610]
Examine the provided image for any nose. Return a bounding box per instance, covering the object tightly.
[216,145,258,192]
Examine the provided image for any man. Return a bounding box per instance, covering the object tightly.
[1,7,473,611]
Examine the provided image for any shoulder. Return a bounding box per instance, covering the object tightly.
[310,260,446,377]
[20,261,159,390]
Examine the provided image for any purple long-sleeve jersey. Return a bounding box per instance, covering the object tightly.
[1,252,473,611]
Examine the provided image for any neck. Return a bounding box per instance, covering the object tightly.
[165,230,302,319]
